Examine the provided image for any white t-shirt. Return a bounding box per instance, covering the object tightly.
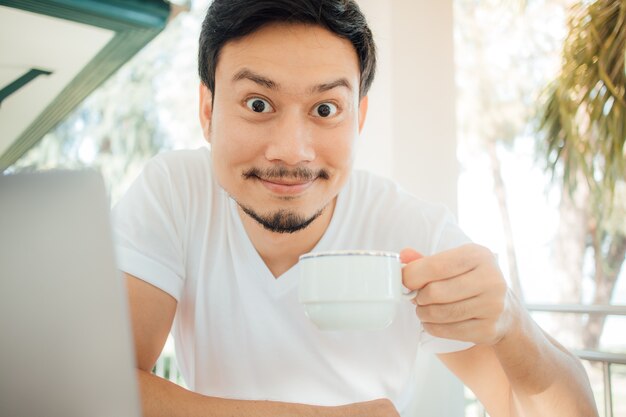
[112,148,472,412]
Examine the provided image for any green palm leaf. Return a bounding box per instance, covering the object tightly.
[537,0,626,207]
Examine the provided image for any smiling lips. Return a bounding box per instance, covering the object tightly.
[258,177,314,195]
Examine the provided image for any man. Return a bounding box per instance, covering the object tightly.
[113,1,598,416]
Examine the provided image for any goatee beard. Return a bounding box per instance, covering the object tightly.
[237,203,325,234]
[237,164,330,233]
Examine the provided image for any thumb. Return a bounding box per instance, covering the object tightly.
[400,248,424,264]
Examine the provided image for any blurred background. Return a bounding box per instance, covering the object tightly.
[1,0,624,415]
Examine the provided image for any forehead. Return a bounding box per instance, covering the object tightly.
[216,23,360,93]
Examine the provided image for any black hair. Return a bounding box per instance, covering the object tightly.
[198,0,376,98]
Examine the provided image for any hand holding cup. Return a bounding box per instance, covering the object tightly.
[400,244,514,346]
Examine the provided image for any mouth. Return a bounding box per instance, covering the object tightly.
[243,166,329,196]
[257,177,315,195]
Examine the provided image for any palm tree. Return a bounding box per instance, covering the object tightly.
[536,0,626,348]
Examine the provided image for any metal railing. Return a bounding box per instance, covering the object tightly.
[525,304,626,316]
[526,304,626,417]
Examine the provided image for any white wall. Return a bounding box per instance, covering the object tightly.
[355,0,459,216]
[354,3,465,416]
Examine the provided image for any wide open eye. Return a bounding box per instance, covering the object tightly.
[313,102,338,118]
[245,97,274,113]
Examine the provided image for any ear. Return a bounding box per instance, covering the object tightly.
[199,83,213,142]
[357,95,368,133]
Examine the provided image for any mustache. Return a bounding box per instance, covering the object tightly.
[242,166,330,182]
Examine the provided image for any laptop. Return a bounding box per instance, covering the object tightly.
[0,170,142,417]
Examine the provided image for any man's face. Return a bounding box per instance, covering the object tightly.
[199,23,368,233]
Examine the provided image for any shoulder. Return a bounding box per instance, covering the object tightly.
[343,170,469,254]
[115,147,217,221]
[141,147,214,193]
[347,170,454,223]
[148,147,212,178]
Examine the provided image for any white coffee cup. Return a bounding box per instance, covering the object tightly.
[298,250,417,330]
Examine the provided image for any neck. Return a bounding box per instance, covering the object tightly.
[238,198,336,278]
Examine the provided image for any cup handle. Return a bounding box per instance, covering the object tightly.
[402,289,418,301]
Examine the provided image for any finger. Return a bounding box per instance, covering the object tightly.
[399,248,423,264]
[415,267,489,305]
[403,243,494,290]
[400,248,424,298]
[416,293,504,324]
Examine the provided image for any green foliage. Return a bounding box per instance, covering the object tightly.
[536,1,626,349]
[537,0,626,207]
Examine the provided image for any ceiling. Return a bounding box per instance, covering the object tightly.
[0,6,114,157]
[0,0,173,172]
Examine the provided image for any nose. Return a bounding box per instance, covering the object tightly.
[264,110,315,165]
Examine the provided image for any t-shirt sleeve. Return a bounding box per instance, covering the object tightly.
[111,156,185,301]
[419,206,475,354]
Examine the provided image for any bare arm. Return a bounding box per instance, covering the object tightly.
[125,273,399,417]
[401,245,598,417]
[438,296,597,416]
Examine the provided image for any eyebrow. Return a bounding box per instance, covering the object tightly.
[309,78,353,94]
[232,68,353,94]
[232,69,278,90]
